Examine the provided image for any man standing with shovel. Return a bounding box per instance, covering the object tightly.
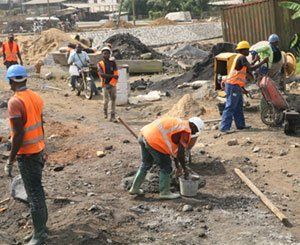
[4,65,48,245]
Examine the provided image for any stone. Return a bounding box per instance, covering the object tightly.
[204,204,213,210]
[266,155,272,159]
[245,137,252,144]
[104,145,113,151]
[87,192,96,197]
[123,139,130,144]
[10,175,28,203]
[140,52,152,59]
[279,149,288,156]
[182,205,193,212]
[0,101,8,108]
[253,147,260,153]
[64,93,69,97]
[211,125,219,130]
[198,228,206,238]
[53,165,64,172]
[48,134,60,140]
[227,139,238,146]
[290,143,299,148]
[97,151,106,158]
[287,173,293,177]
[45,72,53,80]
[282,170,288,174]
[88,204,98,212]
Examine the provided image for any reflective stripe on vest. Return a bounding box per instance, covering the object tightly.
[3,41,18,62]
[141,117,191,157]
[226,54,247,87]
[10,89,45,155]
[98,60,118,87]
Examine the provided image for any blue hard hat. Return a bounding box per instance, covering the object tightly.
[6,65,28,82]
[268,34,279,43]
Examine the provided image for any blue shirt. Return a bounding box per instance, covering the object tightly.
[68,50,90,68]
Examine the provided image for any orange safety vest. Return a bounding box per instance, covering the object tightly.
[98,60,118,87]
[3,41,19,62]
[226,54,247,87]
[141,117,191,157]
[10,89,45,155]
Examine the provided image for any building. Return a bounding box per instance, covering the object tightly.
[22,0,66,15]
[0,0,23,10]
[87,0,119,13]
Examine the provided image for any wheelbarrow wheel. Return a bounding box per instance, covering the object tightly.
[261,104,276,126]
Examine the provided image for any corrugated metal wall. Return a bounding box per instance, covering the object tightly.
[221,0,300,50]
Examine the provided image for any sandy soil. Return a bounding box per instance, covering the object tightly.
[0,71,299,245]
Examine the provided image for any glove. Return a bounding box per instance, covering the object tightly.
[4,159,13,177]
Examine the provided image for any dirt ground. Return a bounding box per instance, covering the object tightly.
[0,68,299,245]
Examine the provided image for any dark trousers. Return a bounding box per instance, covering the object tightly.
[71,75,98,94]
[17,151,48,234]
[139,136,172,175]
[220,83,245,131]
[5,61,18,69]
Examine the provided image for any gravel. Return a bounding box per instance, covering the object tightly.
[81,22,222,47]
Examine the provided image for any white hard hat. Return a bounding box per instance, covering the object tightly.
[189,117,204,138]
[101,46,111,53]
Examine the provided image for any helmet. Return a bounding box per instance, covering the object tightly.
[6,65,28,82]
[236,41,250,50]
[268,34,279,43]
[189,117,204,138]
[101,46,111,53]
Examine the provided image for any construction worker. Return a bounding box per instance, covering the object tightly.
[220,41,269,133]
[252,34,286,91]
[98,47,118,122]
[2,33,23,69]
[4,65,48,245]
[129,116,204,199]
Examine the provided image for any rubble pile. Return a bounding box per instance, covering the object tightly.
[3,21,32,34]
[151,17,177,26]
[151,42,236,90]
[18,28,86,64]
[165,44,209,60]
[166,94,206,118]
[102,20,134,29]
[104,33,162,60]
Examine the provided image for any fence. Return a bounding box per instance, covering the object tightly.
[221,0,300,50]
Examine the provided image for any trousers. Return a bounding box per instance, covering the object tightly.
[220,83,245,131]
[103,86,116,116]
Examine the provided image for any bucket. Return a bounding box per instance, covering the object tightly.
[179,175,200,197]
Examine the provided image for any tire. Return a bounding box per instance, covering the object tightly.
[84,81,93,100]
[261,104,276,126]
[75,79,82,96]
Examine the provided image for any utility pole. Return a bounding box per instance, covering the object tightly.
[117,0,124,29]
[47,0,50,21]
[131,0,136,26]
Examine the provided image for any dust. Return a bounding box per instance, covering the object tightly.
[166,94,206,118]
[17,28,86,65]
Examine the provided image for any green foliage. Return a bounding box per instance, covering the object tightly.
[296,62,300,74]
[148,10,164,19]
[279,1,300,19]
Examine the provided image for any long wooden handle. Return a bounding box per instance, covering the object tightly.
[234,168,291,227]
[117,116,138,139]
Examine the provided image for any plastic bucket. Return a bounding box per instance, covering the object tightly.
[179,176,200,197]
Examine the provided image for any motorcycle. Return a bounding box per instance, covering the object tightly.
[74,66,94,100]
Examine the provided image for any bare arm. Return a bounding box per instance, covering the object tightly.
[17,52,23,65]
[9,118,24,162]
[246,57,269,72]
[177,143,186,172]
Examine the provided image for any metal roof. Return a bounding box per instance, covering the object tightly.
[23,0,66,5]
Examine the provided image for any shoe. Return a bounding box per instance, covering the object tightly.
[159,172,180,199]
[26,209,48,245]
[220,129,236,134]
[237,125,252,130]
[129,169,147,195]
[24,227,49,243]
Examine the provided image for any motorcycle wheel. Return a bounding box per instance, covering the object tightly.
[84,81,93,100]
[75,79,81,96]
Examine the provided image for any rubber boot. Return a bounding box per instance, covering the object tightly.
[129,169,147,195]
[26,210,48,245]
[159,172,180,199]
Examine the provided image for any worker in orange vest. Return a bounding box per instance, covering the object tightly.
[4,65,48,245]
[220,41,269,133]
[98,46,119,122]
[2,33,23,69]
[129,116,204,199]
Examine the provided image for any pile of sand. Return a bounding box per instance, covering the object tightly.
[102,20,134,29]
[151,17,176,26]
[166,94,206,118]
[17,28,85,64]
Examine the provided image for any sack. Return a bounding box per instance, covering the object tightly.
[69,65,79,76]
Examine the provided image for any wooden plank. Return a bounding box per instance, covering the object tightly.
[234,168,292,227]
[0,198,10,205]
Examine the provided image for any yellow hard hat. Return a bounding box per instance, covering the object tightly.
[236,41,250,50]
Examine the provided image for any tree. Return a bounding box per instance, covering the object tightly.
[122,0,149,16]
[279,1,300,19]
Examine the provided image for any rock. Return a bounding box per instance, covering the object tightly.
[198,228,206,238]
[204,204,213,210]
[279,149,288,156]
[53,165,64,172]
[123,139,130,144]
[253,147,261,153]
[140,52,152,59]
[88,204,98,212]
[245,137,252,144]
[48,134,60,140]
[287,173,293,177]
[177,83,190,89]
[104,145,113,151]
[97,151,106,158]
[105,137,110,141]
[266,155,272,159]
[87,192,96,197]
[211,125,219,130]
[121,176,135,190]
[0,101,8,108]
[45,72,53,80]
[64,93,69,97]
[227,139,238,146]
[182,205,193,212]
[290,143,299,148]
[282,170,288,174]
[10,175,28,202]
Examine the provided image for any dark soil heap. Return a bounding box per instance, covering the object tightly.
[151,42,236,91]
[104,33,162,60]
